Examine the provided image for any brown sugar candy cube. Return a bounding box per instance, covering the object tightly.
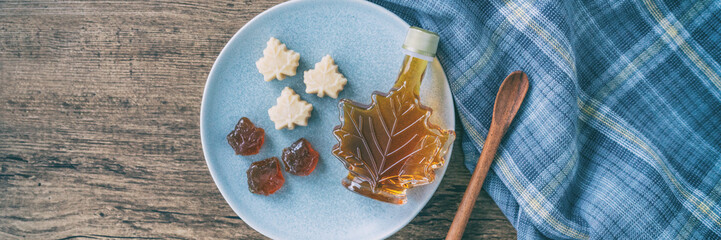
[227,117,265,156]
[247,157,284,195]
[281,138,319,176]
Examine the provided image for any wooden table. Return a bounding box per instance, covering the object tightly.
[0,1,516,239]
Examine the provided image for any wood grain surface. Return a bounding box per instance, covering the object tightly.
[0,0,517,239]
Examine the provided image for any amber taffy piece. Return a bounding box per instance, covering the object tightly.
[227,117,265,156]
[281,138,319,176]
[332,53,455,204]
[247,157,284,195]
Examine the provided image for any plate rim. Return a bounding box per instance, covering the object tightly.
[199,0,455,239]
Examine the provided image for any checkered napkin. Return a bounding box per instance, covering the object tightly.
[372,0,721,238]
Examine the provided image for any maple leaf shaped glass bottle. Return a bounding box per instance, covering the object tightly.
[332,27,456,204]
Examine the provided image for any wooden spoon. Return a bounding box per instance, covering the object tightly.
[446,71,529,240]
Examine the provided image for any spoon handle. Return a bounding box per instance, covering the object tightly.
[446,125,504,240]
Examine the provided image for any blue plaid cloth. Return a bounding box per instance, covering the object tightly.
[371,0,721,238]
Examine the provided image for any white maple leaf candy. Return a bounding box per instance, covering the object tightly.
[303,55,348,98]
[268,87,313,130]
[256,37,301,82]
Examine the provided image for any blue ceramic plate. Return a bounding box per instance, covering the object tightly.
[200,0,454,239]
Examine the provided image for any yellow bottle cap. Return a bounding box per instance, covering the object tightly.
[402,27,440,58]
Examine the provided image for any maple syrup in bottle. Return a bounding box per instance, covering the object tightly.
[332,27,455,204]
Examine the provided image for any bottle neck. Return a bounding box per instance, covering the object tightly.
[393,55,429,97]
